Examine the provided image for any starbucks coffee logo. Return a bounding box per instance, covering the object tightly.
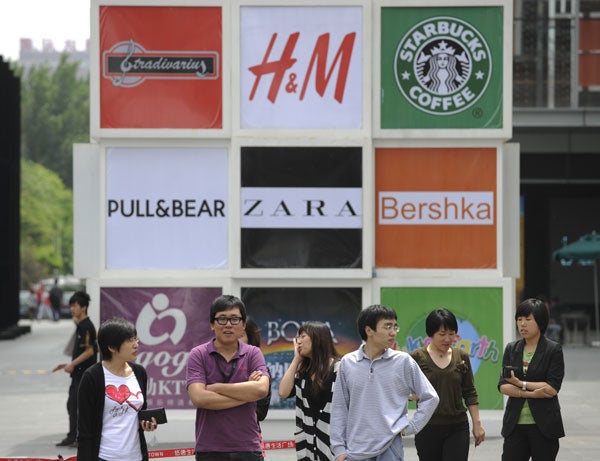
[394,17,491,115]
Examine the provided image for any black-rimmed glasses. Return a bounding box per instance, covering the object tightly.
[214,316,243,325]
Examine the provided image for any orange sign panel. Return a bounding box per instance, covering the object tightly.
[99,6,222,129]
[376,148,497,268]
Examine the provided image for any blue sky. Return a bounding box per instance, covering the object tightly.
[0,0,89,61]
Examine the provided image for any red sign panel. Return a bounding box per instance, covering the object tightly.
[99,6,222,129]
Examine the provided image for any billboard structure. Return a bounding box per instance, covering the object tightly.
[76,0,516,423]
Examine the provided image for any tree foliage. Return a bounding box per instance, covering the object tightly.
[20,54,89,188]
[20,159,74,288]
[19,54,86,288]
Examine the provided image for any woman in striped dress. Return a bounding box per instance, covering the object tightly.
[279,321,340,460]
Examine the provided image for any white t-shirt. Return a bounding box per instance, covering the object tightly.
[99,366,144,461]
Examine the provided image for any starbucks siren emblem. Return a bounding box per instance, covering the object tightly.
[394,16,492,115]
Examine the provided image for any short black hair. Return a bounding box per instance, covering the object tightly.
[209,294,247,323]
[98,317,137,360]
[425,308,458,337]
[515,298,549,335]
[357,304,397,341]
[69,291,90,309]
[244,316,261,347]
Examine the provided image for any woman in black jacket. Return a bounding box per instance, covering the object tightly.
[77,318,157,461]
[498,298,565,461]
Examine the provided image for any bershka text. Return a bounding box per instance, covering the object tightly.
[107,199,225,218]
[379,191,494,225]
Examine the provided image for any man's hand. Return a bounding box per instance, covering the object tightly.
[335,455,347,461]
[248,370,263,382]
[52,364,66,373]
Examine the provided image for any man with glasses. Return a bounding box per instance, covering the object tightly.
[186,294,270,460]
[330,304,439,461]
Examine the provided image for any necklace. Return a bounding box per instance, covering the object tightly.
[428,345,447,359]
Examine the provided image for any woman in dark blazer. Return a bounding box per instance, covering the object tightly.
[498,298,565,461]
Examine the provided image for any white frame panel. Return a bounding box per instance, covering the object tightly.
[373,0,513,140]
[90,0,231,140]
[95,139,232,279]
[231,0,372,140]
[231,136,373,279]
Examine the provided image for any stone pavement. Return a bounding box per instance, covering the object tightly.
[1,319,599,460]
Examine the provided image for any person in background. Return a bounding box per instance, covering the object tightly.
[77,317,157,460]
[498,298,565,461]
[278,321,340,460]
[49,278,63,321]
[186,295,270,460]
[330,305,439,461]
[53,291,97,448]
[240,316,271,423]
[36,283,52,320]
[409,308,485,461]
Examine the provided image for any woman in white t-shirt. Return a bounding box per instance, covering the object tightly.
[77,318,157,461]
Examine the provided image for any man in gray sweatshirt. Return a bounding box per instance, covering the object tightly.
[330,304,439,460]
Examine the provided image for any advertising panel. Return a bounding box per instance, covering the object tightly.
[241,147,362,268]
[99,5,222,129]
[380,6,503,129]
[240,5,363,129]
[375,147,497,268]
[106,147,228,269]
[381,286,504,409]
[241,286,362,410]
[100,287,222,409]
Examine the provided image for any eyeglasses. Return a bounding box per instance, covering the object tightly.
[214,316,243,326]
[380,323,400,333]
[128,336,139,343]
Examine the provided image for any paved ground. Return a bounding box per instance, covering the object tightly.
[1,319,599,460]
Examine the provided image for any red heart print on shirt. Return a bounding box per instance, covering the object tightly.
[105,384,143,410]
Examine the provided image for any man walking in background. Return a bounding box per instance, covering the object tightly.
[53,291,97,448]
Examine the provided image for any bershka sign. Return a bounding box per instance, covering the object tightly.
[240,6,362,129]
[375,147,497,269]
[102,40,219,88]
[378,191,493,225]
[241,187,362,229]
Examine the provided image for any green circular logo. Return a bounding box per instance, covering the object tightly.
[394,16,492,115]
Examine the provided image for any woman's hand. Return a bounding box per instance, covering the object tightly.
[472,421,485,446]
[140,416,158,432]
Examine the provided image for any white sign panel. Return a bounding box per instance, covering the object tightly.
[240,6,363,129]
[106,147,228,269]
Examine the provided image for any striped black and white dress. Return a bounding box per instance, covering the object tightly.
[292,361,339,461]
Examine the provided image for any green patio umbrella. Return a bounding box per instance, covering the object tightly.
[553,232,600,340]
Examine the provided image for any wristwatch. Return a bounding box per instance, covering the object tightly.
[522,380,527,391]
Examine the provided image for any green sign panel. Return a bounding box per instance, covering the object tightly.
[381,7,504,129]
[381,286,504,409]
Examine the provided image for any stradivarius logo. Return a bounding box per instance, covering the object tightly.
[394,16,491,115]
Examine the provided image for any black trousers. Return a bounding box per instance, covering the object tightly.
[66,374,81,441]
[195,452,263,461]
[414,421,470,461]
[502,424,559,461]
